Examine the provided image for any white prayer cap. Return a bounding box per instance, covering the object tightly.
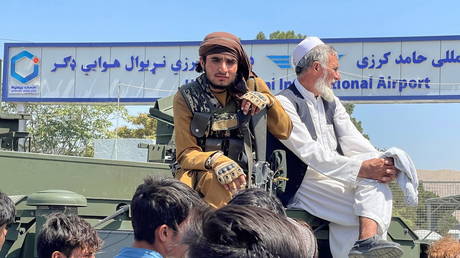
[292,36,325,67]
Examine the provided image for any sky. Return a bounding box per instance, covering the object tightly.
[1,0,460,170]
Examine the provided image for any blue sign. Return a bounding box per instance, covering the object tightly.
[10,50,40,83]
[4,36,460,103]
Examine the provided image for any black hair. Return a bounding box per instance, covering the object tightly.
[37,213,102,258]
[0,191,15,227]
[229,188,286,216]
[186,205,314,258]
[131,176,207,244]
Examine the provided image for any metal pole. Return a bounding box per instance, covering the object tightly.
[16,103,26,151]
[115,83,120,160]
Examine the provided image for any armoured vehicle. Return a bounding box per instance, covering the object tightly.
[0,97,430,257]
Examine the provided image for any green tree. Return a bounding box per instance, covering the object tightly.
[343,103,369,139]
[256,30,369,139]
[268,30,306,40]
[24,104,127,157]
[111,113,157,139]
[0,102,16,113]
[256,32,266,40]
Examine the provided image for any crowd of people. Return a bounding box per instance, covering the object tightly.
[0,178,318,258]
[0,31,430,258]
[0,177,458,257]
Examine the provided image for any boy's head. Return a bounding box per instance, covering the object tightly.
[37,213,102,258]
[229,188,286,216]
[0,191,15,249]
[131,177,207,257]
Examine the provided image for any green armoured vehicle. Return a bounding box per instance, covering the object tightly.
[0,98,430,257]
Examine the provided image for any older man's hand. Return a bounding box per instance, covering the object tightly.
[358,158,399,183]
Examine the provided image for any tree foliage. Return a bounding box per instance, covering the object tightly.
[256,32,266,40]
[24,104,127,157]
[0,102,16,113]
[266,30,307,40]
[1,100,159,157]
[111,113,157,139]
[343,103,369,139]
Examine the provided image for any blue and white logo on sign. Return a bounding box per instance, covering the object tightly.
[10,50,40,83]
[267,54,345,69]
[267,55,292,69]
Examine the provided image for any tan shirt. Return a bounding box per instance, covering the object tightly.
[173,77,293,171]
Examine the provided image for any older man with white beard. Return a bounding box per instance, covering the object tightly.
[269,37,403,258]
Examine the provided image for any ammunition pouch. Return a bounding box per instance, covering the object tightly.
[204,137,247,170]
[204,138,223,152]
[191,112,211,138]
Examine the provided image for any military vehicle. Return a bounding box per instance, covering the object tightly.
[0,97,430,257]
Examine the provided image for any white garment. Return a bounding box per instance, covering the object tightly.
[384,147,419,206]
[336,147,419,206]
[278,80,393,258]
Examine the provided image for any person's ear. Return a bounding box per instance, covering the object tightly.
[51,251,66,258]
[199,56,206,72]
[313,61,321,72]
[156,224,170,242]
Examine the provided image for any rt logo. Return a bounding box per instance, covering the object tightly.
[10,50,40,83]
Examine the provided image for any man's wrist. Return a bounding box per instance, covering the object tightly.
[357,160,368,178]
[205,151,224,169]
[266,94,274,109]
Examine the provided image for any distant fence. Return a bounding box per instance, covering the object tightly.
[392,181,460,241]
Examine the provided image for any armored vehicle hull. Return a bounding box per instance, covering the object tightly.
[0,150,429,258]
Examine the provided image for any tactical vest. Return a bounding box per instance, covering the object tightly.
[267,83,343,206]
[179,75,250,170]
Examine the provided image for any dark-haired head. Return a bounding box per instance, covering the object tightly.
[131,177,207,244]
[229,188,286,216]
[37,213,102,258]
[0,192,15,227]
[130,177,209,257]
[0,191,15,249]
[186,205,317,258]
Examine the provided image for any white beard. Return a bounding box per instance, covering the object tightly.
[315,72,336,103]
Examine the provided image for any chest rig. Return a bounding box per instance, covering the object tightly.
[179,75,250,170]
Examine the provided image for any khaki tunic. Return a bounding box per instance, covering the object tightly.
[173,77,292,208]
